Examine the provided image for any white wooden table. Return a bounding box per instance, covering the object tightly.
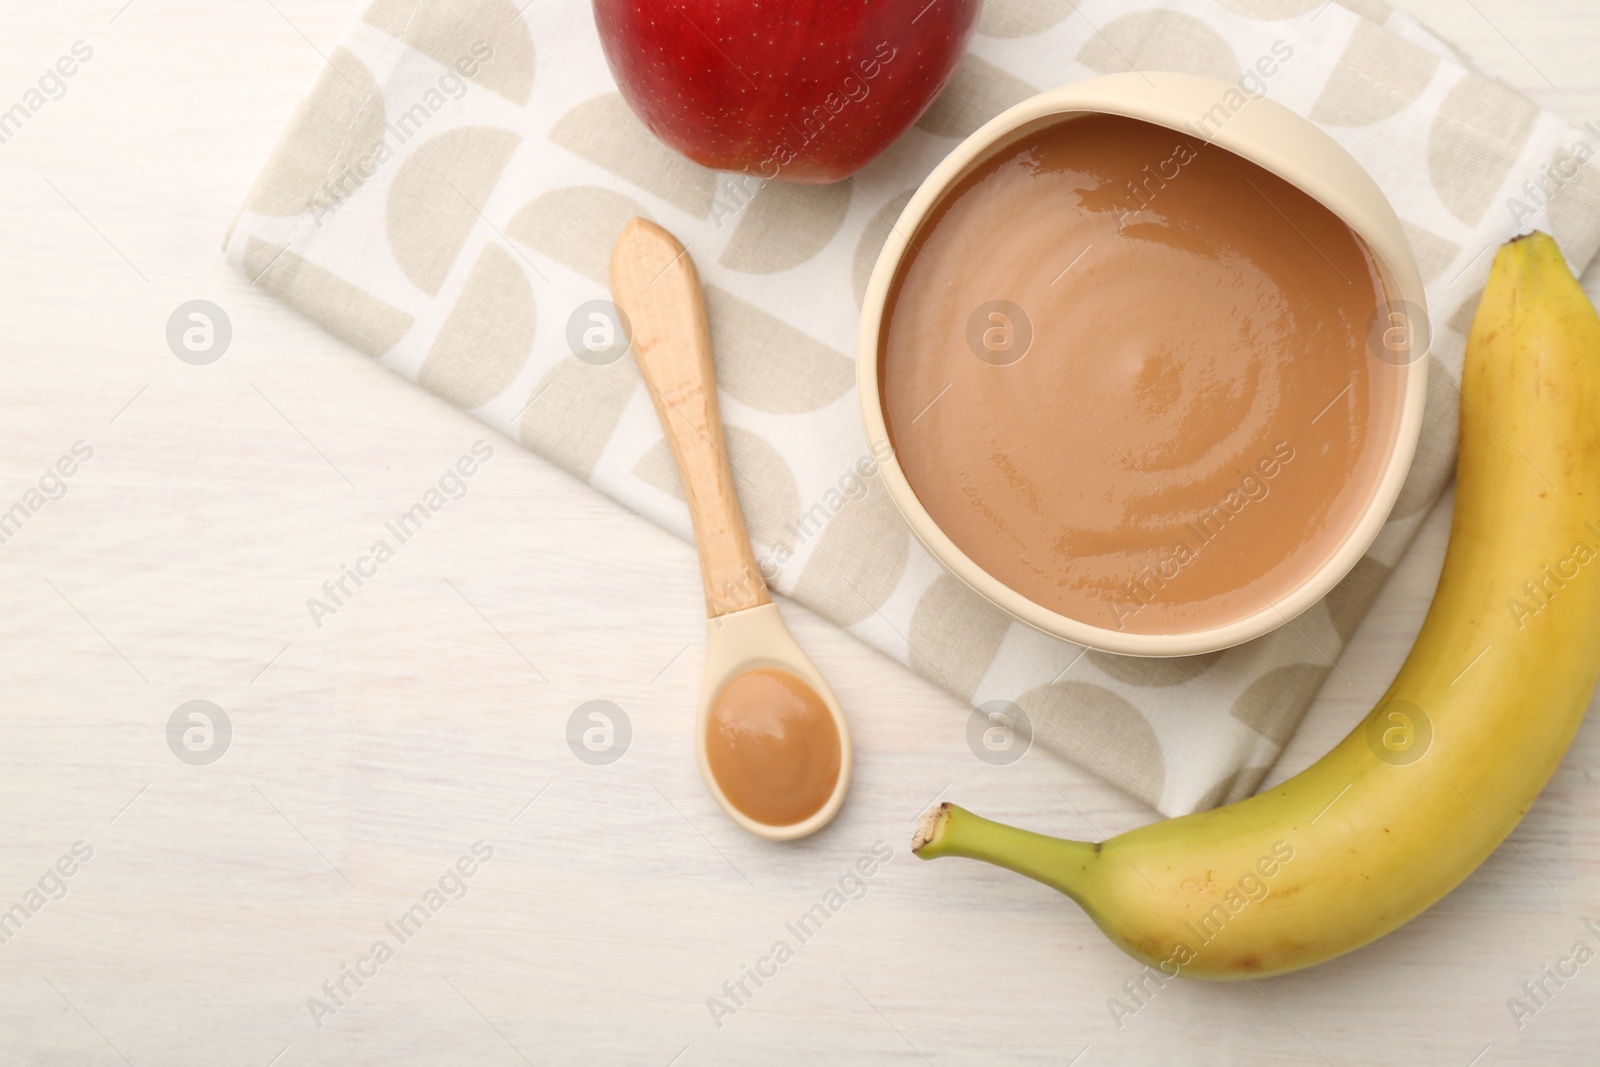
[1,2,1597,1064]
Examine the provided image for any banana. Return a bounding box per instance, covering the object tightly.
[913,231,1600,979]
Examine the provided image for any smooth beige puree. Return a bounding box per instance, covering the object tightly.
[882,113,1403,634]
[705,669,840,826]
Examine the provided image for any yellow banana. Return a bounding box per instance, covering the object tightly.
[913,231,1600,979]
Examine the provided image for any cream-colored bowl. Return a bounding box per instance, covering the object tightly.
[857,72,1429,657]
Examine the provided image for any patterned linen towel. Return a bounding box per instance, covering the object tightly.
[225,0,1600,815]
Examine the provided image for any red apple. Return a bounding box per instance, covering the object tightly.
[593,0,981,184]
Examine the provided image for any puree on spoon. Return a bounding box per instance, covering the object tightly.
[705,669,842,828]
[881,113,1403,635]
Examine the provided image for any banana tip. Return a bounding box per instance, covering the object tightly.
[911,802,951,856]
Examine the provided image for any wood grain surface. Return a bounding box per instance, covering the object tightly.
[0,3,1596,1065]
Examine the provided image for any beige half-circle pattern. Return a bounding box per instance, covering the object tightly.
[1195,764,1276,809]
[1322,556,1394,643]
[550,94,716,218]
[1230,663,1326,746]
[1388,355,1458,522]
[1400,221,1463,284]
[243,238,413,356]
[1019,681,1165,804]
[1087,648,1223,688]
[1215,0,1324,17]
[519,356,639,481]
[1193,769,1241,812]
[1232,765,1278,803]
[791,476,911,628]
[853,189,915,307]
[977,0,1078,38]
[1448,293,1479,338]
[1428,74,1539,228]
[1310,22,1440,128]
[907,574,1012,700]
[914,54,1039,140]
[719,181,853,275]
[633,426,801,549]
[702,285,854,414]
[507,186,649,285]
[1337,0,1396,21]
[1545,148,1600,255]
[417,244,534,409]
[246,49,385,218]
[364,0,536,105]
[386,126,521,297]
[1078,11,1241,83]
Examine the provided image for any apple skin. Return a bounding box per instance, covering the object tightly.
[593,0,982,184]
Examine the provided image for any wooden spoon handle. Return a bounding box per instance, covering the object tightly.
[610,218,770,618]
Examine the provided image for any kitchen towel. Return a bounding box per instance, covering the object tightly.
[225,0,1600,816]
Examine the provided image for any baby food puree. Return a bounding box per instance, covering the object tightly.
[705,668,841,827]
[882,113,1402,634]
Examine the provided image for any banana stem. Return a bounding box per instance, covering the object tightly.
[913,802,1101,907]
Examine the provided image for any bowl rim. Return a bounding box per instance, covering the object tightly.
[856,71,1431,658]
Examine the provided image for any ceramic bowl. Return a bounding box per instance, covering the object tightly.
[857,72,1429,657]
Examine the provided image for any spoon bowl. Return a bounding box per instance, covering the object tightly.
[611,217,852,841]
[697,603,852,841]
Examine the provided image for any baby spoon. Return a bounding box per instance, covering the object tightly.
[610,218,852,841]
